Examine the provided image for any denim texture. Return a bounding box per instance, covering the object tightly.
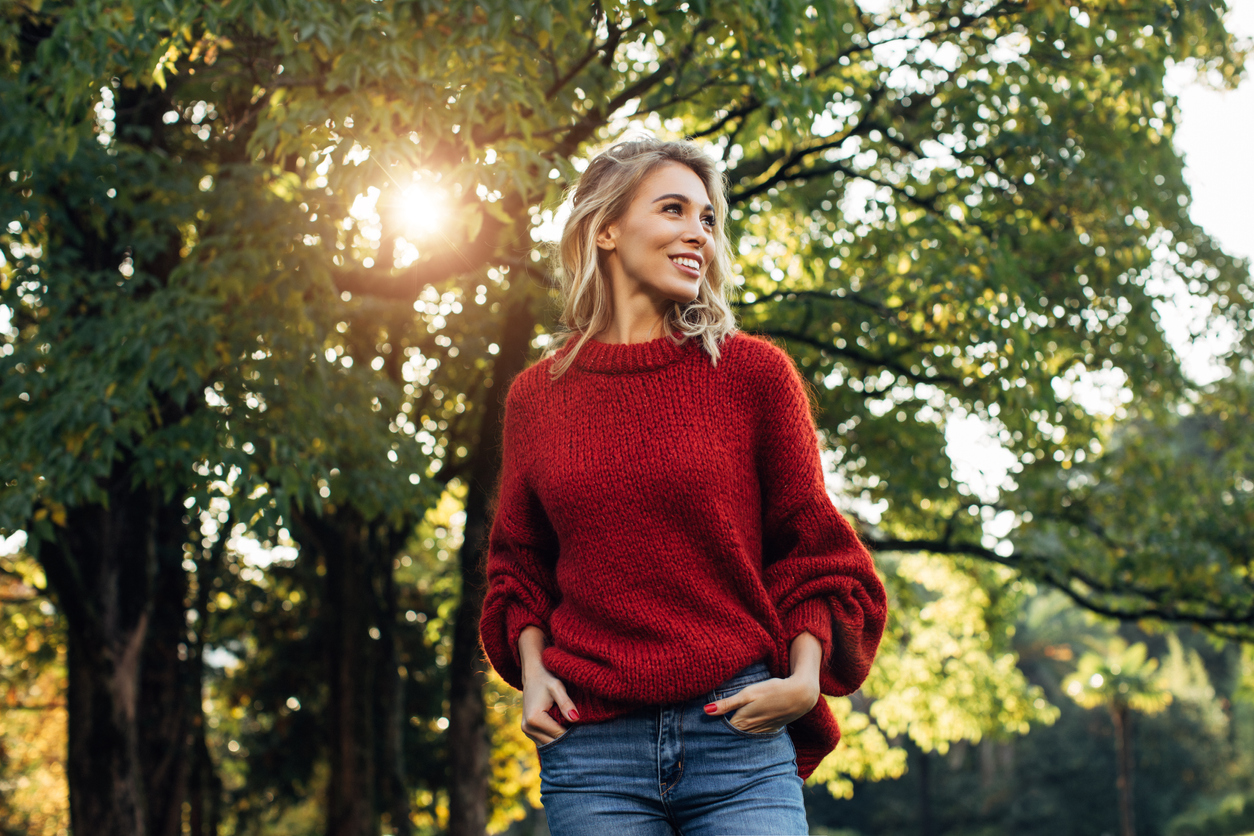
[536,661,809,836]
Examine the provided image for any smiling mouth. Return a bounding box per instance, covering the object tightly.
[671,256,702,274]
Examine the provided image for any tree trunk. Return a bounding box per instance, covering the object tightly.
[64,621,149,836]
[187,728,222,836]
[916,744,934,836]
[1112,702,1136,836]
[294,506,412,836]
[376,544,412,836]
[187,522,227,836]
[41,474,188,836]
[446,298,536,836]
[139,520,195,836]
[301,509,380,836]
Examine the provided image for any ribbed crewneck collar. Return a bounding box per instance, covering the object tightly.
[562,330,700,375]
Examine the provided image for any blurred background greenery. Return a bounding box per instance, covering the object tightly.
[1,0,1252,835]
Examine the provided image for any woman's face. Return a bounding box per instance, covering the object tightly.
[596,162,717,306]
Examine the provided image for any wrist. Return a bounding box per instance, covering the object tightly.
[785,669,821,711]
[518,625,549,686]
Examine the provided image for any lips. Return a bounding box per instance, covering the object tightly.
[670,255,702,278]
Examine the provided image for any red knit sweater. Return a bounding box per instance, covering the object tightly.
[479,329,887,780]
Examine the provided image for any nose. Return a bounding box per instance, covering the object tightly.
[682,218,710,247]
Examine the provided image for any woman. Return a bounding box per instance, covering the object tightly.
[479,137,887,835]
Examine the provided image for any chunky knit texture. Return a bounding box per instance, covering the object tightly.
[479,329,888,780]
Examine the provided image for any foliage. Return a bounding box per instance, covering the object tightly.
[184,485,468,834]
[1011,373,1254,638]
[870,555,1059,746]
[807,614,1248,836]
[1167,792,1254,836]
[813,696,909,800]
[483,671,541,835]
[811,553,1057,798]
[0,0,434,549]
[1063,637,1172,714]
[0,552,67,836]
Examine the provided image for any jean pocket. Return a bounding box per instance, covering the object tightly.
[711,661,772,698]
[535,724,577,753]
[710,664,786,739]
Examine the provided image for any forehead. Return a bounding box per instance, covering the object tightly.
[633,161,712,205]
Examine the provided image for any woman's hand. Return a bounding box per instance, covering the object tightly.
[704,675,819,733]
[518,625,579,745]
[704,632,823,734]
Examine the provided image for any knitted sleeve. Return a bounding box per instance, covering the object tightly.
[754,342,888,697]
[479,375,560,691]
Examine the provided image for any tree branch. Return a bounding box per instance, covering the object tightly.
[759,327,962,386]
[868,535,1254,632]
[331,194,527,300]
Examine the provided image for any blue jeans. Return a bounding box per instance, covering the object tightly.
[536,661,808,835]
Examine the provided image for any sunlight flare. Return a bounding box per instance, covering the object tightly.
[394,183,445,238]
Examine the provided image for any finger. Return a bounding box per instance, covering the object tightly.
[522,726,555,746]
[523,710,567,742]
[722,700,784,733]
[550,681,580,723]
[735,717,783,734]
[704,688,753,717]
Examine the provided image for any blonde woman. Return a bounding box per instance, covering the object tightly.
[480,138,887,835]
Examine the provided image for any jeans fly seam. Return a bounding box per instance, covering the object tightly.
[659,704,684,800]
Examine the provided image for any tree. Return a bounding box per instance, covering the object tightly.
[1,3,430,833]
[3,0,1250,833]
[1064,638,1173,836]
[805,606,1245,836]
[810,552,1058,803]
[1009,372,1254,639]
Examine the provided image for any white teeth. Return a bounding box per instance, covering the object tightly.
[672,257,700,271]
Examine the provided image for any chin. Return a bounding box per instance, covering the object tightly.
[659,282,701,305]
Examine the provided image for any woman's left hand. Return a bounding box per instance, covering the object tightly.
[704,632,824,734]
[703,674,819,733]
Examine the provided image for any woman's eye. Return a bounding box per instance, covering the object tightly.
[702,215,716,227]
[663,203,683,214]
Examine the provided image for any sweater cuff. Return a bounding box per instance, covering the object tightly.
[781,597,833,670]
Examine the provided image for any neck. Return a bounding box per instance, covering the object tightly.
[596,259,674,345]
[595,312,668,345]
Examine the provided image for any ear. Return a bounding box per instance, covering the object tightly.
[595,221,618,253]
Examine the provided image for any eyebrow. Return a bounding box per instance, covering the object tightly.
[652,193,716,214]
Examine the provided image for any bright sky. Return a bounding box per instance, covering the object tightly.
[1169,0,1254,264]
[1157,0,1254,382]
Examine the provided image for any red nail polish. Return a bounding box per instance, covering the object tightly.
[704,704,717,714]
[569,709,580,722]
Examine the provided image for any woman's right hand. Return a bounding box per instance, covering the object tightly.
[518,625,579,745]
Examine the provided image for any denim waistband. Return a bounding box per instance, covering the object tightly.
[716,660,771,692]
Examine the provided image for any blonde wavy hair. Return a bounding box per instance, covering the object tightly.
[543,137,739,379]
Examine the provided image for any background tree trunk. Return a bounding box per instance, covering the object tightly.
[64,622,149,836]
[446,298,536,836]
[187,519,227,836]
[298,510,379,836]
[376,543,412,836]
[1112,703,1137,836]
[915,744,934,836]
[295,507,411,836]
[41,467,187,836]
[139,513,196,836]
